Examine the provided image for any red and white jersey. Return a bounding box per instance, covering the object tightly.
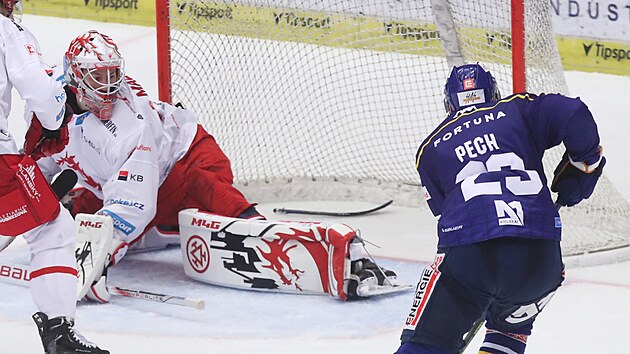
[37,77,198,242]
[0,16,66,155]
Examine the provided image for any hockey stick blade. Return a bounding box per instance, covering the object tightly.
[0,259,204,310]
[356,283,414,298]
[108,286,205,310]
[273,200,393,217]
[51,169,78,200]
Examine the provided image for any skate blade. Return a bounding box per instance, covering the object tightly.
[356,283,414,297]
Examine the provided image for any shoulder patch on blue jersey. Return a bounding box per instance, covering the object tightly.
[422,186,431,201]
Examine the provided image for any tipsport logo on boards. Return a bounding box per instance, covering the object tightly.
[582,42,630,62]
[85,0,139,11]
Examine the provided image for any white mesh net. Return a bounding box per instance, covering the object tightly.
[164,0,630,263]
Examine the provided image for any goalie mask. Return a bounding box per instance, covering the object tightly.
[443,63,501,114]
[64,30,124,121]
[0,0,22,19]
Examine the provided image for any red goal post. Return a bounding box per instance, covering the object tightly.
[155,0,630,265]
[157,0,530,102]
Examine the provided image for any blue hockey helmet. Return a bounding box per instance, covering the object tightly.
[443,63,501,113]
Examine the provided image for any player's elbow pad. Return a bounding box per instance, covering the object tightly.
[551,152,606,207]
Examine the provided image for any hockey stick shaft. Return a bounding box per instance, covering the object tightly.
[108,286,205,309]
[51,169,78,200]
[458,318,484,353]
[0,260,204,310]
[273,200,393,217]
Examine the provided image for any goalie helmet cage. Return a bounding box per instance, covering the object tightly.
[155,0,630,265]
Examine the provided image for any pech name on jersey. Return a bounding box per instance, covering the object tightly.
[454,133,499,162]
[433,110,506,148]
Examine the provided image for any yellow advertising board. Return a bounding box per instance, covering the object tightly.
[557,37,630,75]
[23,0,630,76]
[25,0,155,27]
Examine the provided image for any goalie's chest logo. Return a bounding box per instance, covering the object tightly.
[186,235,210,273]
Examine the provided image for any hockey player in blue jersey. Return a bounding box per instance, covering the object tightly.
[395,63,606,354]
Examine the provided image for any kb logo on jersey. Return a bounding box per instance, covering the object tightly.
[494,200,524,226]
[117,170,144,182]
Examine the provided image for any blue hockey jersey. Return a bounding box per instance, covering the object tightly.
[416,93,602,247]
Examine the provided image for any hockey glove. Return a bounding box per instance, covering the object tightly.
[23,104,73,160]
[551,151,606,207]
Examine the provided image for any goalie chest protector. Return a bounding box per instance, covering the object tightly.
[178,209,355,299]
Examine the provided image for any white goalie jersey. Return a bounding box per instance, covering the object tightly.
[35,76,198,244]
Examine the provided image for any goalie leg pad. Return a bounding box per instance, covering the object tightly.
[178,209,356,299]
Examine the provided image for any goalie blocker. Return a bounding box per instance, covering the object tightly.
[178,209,408,300]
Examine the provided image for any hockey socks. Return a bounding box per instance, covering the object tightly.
[479,329,528,354]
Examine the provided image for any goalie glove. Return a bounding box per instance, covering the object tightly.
[551,149,606,207]
[23,104,73,160]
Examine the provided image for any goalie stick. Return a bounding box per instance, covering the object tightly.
[273,200,393,217]
[51,169,78,200]
[0,259,205,310]
[0,169,79,253]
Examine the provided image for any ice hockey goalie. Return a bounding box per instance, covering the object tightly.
[178,209,410,300]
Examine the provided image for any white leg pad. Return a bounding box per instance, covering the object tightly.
[178,209,357,299]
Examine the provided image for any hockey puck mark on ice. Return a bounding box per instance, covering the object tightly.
[186,235,210,273]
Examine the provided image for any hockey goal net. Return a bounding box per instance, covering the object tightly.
[156,0,630,264]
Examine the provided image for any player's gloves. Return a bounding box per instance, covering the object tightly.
[23,104,73,160]
[551,150,606,207]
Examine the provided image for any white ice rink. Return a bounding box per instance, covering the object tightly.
[0,14,629,354]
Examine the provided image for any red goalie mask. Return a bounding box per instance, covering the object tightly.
[64,30,125,121]
[1,0,22,18]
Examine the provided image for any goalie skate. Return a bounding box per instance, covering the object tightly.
[75,214,113,299]
[346,258,413,299]
[354,281,414,298]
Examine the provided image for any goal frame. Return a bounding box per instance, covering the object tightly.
[155,0,528,102]
[152,0,630,265]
